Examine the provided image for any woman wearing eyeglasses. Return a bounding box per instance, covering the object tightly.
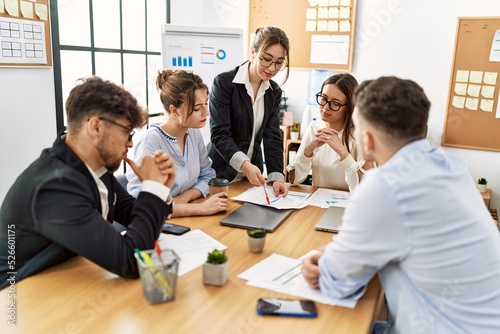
[287,73,373,191]
[208,26,289,197]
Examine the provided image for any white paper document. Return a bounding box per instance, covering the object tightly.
[231,186,310,209]
[306,188,351,208]
[238,252,359,308]
[158,229,227,276]
[489,29,500,62]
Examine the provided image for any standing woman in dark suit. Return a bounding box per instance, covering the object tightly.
[208,26,290,197]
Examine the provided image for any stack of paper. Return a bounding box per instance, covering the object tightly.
[306,188,351,208]
[231,186,310,209]
[158,229,227,276]
[238,251,360,308]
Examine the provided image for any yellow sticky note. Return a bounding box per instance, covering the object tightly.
[339,20,350,32]
[306,20,317,32]
[329,7,339,18]
[340,0,351,6]
[317,20,328,31]
[1,0,5,14]
[481,86,495,99]
[456,70,469,83]
[469,71,483,84]
[452,96,465,109]
[306,8,317,20]
[465,98,479,110]
[318,0,329,6]
[5,0,18,17]
[467,84,481,98]
[20,1,33,19]
[454,83,467,96]
[318,7,328,19]
[328,20,339,32]
[308,0,319,6]
[329,0,340,5]
[35,3,47,21]
[484,72,498,85]
[339,7,350,18]
[480,99,494,112]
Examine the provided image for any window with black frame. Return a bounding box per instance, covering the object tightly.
[50,0,170,173]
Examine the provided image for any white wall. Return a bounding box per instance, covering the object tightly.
[0,67,56,202]
[167,0,500,212]
[1,0,499,211]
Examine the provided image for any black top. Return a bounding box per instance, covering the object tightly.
[207,64,284,182]
[0,134,172,289]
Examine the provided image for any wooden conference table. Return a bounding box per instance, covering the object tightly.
[3,181,382,334]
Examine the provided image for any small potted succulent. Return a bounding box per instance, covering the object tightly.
[477,177,488,193]
[290,126,299,140]
[247,228,267,253]
[203,249,229,286]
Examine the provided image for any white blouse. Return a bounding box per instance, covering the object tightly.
[286,120,365,192]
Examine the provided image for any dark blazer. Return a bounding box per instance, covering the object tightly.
[207,64,284,182]
[0,134,172,289]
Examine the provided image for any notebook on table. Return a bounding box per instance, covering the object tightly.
[314,206,345,233]
[220,202,293,232]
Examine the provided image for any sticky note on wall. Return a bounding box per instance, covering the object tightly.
[35,3,48,21]
[20,0,33,19]
[5,0,18,17]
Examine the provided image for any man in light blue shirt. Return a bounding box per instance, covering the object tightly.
[302,76,500,333]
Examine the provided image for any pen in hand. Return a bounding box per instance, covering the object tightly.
[262,181,270,205]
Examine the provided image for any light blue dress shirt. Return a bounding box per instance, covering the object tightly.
[318,139,500,333]
[127,124,215,198]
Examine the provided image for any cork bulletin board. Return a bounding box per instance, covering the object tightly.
[0,0,52,67]
[248,0,357,72]
[442,17,500,152]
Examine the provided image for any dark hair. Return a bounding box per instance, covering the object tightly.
[156,69,208,122]
[65,76,147,132]
[251,26,290,86]
[320,73,359,153]
[354,76,430,144]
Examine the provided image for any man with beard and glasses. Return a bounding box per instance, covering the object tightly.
[0,76,176,289]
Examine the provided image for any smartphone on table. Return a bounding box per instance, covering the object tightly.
[256,298,317,318]
[161,222,190,235]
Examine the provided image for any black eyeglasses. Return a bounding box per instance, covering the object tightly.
[315,93,347,111]
[258,57,287,71]
[99,117,135,141]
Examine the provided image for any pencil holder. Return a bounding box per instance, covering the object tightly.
[135,249,179,304]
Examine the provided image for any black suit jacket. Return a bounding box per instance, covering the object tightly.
[207,64,284,182]
[0,134,172,289]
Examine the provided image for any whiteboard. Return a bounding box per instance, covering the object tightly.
[161,24,244,144]
[161,24,244,90]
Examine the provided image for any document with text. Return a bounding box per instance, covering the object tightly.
[231,186,310,209]
[306,188,351,208]
[238,251,362,308]
[158,229,227,276]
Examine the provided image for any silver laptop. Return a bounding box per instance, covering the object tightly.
[220,202,293,232]
[314,206,345,233]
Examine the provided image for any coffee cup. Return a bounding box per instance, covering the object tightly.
[208,178,229,196]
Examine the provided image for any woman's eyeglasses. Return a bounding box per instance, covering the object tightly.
[315,93,347,111]
[258,57,287,71]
